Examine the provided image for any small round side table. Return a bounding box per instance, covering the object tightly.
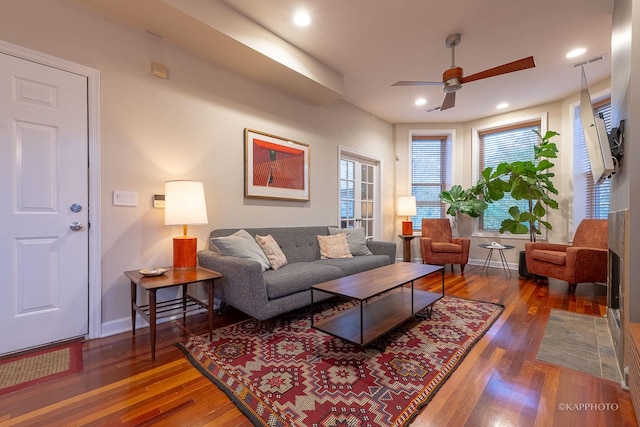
[478,243,515,277]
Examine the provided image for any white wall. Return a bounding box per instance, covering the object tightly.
[0,0,394,330]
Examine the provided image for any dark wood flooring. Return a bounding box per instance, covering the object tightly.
[0,265,635,426]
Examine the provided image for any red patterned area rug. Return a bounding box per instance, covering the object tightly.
[177,296,503,427]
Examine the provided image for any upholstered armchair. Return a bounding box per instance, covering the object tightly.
[524,219,608,293]
[420,218,471,273]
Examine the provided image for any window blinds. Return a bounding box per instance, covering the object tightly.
[478,122,540,232]
[411,136,451,230]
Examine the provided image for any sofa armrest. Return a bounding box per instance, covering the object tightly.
[366,240,397,264]
[419,237,433,259]
[451,237,470,252]
[197,250,269,314]
[565,246,608,283]
[525,242,570,252]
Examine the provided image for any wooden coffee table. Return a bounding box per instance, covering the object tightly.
[310,262,444,348]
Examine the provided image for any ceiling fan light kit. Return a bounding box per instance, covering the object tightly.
[443,67,463,93]
[393,33,536,112]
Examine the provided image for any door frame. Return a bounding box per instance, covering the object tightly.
[0,40,102,340]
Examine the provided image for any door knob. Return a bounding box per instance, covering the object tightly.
[70,222,83,231]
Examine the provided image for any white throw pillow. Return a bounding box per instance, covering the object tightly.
[328,227,373,256]
[210,229,270,271]
[255,234,288,270]
[317,233,353,259]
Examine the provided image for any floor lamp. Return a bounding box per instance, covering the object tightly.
[165,180,208,269]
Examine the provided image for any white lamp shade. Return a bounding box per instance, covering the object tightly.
[397,196,417,216]
[165,180,208,226]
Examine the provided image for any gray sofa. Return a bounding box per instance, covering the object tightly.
[197,226,396,320]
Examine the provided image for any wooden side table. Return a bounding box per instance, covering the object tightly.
[124,267,222,361]
[398,234,417,262]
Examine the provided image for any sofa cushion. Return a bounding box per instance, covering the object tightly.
[432,242,462,254]
[263,262,344,299]
[318,233,353,259]
[328,227,373,256]
[211,226,331,263]
[210,229,270,271]
[255,234,288,270]
[532,250,567,266]
[314,255,390,276]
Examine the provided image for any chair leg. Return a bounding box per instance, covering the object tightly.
[568,283,577,294]
[460,264,465,274]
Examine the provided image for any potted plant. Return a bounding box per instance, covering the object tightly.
[481,129,560,274]
[439,182,488,237]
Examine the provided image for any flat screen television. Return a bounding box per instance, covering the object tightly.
[579,67,615,185]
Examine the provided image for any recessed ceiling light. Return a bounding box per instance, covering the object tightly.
[496,102,509,110]
[566,48,586,58]
[415,98,427,106]
[293,11,311,27]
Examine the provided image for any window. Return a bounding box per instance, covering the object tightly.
[477,120,541,233]
[573,99,611,221]
[339,152,379,239]
[410,135,452,231]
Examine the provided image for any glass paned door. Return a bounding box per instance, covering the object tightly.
[339,155,378,239]
[340,159,356,227]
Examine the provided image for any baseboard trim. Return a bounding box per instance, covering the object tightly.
[396,257,517,271]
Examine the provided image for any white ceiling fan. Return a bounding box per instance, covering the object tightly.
[392,33,536,111]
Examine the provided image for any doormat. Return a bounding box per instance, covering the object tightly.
[177,296,503,427]
[0,341,83,396]
[537,309,620,382]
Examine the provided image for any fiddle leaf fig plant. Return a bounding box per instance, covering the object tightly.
[439,183,488,218]
[482,129,560,242]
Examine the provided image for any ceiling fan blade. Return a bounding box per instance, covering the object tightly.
[460,56,535,84]
[391,80,443,86]
[440,92,456,111]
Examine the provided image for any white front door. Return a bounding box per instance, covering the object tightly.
[0,53,89,355]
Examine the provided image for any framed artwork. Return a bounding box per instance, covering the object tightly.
[244,129,310,201]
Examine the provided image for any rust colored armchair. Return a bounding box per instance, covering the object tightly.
[525,219,608,293]
[420,218,470,273]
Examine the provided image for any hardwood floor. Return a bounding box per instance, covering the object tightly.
[0,265,635,426]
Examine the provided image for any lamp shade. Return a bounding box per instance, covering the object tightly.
[165,180,208,270]
[165,180,208,226]
[397,196,417,217]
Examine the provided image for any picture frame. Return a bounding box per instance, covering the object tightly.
[244,129,310,201]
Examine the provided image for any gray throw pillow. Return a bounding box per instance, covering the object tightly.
[210,229,271,271]
[328,227,373,256]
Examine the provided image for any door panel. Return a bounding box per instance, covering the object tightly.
[0,53,89,355]
[16,121,58,211]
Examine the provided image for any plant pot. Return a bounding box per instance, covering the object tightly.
[454,214,474,238]
[518,250,531,278]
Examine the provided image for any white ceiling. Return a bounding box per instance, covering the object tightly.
[79,0,613,124]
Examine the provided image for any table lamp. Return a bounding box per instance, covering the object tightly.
[398,196,416,235]
[165,180,208,269]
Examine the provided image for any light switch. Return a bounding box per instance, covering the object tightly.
[113,190,139,206]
